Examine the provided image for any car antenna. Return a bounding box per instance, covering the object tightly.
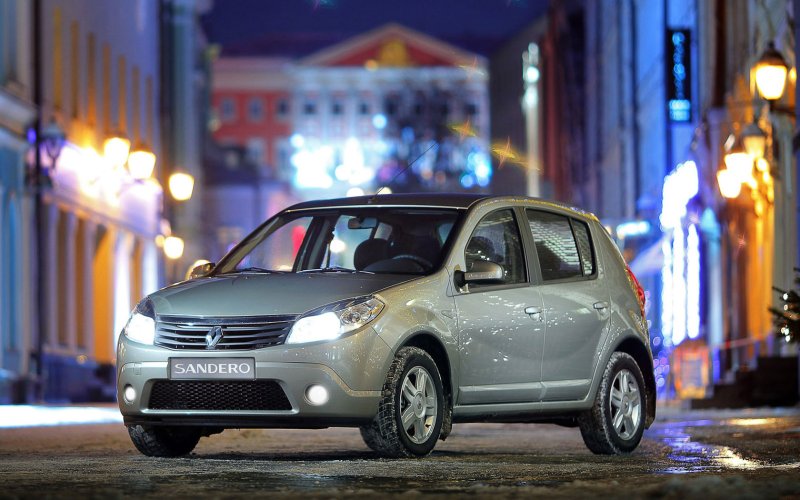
[368,141,439,203]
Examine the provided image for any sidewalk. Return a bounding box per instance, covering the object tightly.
[0,403,122,429]
[655,398,800,422]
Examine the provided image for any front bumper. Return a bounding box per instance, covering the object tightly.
[117,328,391,428]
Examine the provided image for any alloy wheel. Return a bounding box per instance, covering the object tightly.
[399,366,438,444]
[609,368,642,440]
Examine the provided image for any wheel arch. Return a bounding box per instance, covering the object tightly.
[400,332,453,405]
[613,337,656,427]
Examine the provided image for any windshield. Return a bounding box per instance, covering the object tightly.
[215,207,463,276]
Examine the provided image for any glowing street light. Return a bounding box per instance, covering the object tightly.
[754,42,789,101]
[127,144,156,180]
[740,123,767,161]
[724,134,753,183]
[169,172,194,201]
[103,134,131,166]
[163,236,185,260]
[717,169,742,199]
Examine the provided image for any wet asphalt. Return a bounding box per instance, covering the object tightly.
[0,406,799,499]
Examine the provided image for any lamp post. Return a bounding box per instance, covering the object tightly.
[754,42,789,103]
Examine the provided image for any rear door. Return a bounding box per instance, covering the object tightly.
[524,210,611,402]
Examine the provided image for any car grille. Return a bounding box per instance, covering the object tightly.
[148,380,293,411]
[155,315,295,350]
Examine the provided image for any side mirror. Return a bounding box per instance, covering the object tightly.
[463,261,505,284]
[189,262,215,279]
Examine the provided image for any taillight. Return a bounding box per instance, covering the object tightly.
[625,264,646,319]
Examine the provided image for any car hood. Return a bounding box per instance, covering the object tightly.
[148,272,412,317]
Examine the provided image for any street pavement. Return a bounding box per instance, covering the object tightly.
[0,405,799,498]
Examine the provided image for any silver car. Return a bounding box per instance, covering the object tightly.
[118,194,655,457]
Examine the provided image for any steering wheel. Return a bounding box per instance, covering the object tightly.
[391,254,434,271]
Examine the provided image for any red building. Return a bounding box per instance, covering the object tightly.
[211,23,491,199]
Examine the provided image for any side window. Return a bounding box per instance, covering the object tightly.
[526,210,592,281]
[572,220,595,276]
[465,209,526,285]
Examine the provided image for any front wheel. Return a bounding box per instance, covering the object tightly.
[127,425,201,457]
[578,352,646,455]
[360,347,445,457]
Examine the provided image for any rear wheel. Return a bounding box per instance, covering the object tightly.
[360,347,445,457]
[578,352,646,455]
[127,425,201,457]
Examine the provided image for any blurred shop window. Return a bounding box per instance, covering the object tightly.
[246,138,265,166]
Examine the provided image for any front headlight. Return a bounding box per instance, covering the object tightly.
[122,299,156,345]
[286,296,384,344]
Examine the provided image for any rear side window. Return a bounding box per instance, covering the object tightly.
[526,210,595,281]
[572,220,595,275]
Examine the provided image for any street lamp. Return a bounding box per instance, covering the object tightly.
[41,121,66,170]
[127,143,157,180]
[168,171,195,201]
[103,133,131,167]
[723,134,753,183]
[754,42,789,101]
[717,169,743,199]
[741,122,767,161]
[163,236,185,260]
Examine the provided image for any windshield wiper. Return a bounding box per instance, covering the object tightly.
[223,267,288,274]
[298,266,374,274]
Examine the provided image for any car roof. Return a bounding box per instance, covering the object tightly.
[285,193,597,220]
[285,193,490,210]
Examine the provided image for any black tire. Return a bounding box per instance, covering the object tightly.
[127,425,201,457]
[578,352,646,455]
[359,346,445,458]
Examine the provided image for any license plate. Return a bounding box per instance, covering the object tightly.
[169,358,255,380]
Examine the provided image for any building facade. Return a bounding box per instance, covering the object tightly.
[576,0,797,399]
[0,0,37,402]
[207,23,492,259]
[35,0,166,402]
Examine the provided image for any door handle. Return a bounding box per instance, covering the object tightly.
[593,301,609,310]
[524,306,543,320]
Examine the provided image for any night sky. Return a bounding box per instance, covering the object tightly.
[203,0,550,57]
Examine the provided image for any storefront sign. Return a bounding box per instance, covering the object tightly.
[667,29,692,122]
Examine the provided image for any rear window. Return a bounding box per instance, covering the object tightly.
[526,210,595,281]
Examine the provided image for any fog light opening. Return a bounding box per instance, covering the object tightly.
[123,385,136,404]
[306,385,329,406]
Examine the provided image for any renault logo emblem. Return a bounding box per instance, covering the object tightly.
[205,326,224,349]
